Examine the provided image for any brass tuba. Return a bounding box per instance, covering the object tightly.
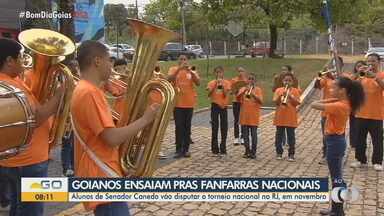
[18,28,76,146]
[117,19,177,177]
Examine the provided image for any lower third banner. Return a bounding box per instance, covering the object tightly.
[21,177,329,202]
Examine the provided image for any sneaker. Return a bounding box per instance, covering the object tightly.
[249,154,256,159]
[0,204,10,212]
[240,138,245,145]
[350,161,367,168]
[64,169,74,177]
[158,151,168,160]
[242,153,249,158]
[276,154,283,160]
[319,157,327,165]
[183,152,191,158]
[212,152,220,157]
[173,153,183,158]
[373,164,383,171]
[319,208,332,215]
[288,156,295,162]
[233,138,240,146]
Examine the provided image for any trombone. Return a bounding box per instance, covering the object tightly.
[281,83,290,105]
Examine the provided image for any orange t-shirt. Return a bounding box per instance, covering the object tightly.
[231,76,247,102]
[273,87,301,127]
[71,80,123,210]
[355,72,384,120]
[207,79,231,108]
[237,86,263,126]
[0,73,50,167]
[324,100,351,135]
[319,77,334,117]
[168,66,198,108]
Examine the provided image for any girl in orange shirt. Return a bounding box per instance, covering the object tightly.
[315,67,335,164]
[230,67,248,145]
[273,73,301,161]
[311,77,364,216]
[207,66,231,155]
[237,73,263,159]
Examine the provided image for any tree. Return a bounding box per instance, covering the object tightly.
[104,4,130,43]
[143,0,181,30]
[200,0,306,57]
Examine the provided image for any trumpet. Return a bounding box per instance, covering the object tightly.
[318,68,336,77]
[281,84,290,105]
[216,78,224,90]
[359,65,374,77]
[245,85,254,99]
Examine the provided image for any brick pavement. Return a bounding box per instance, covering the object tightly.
[52,90,384,216]
[1,90,383,216]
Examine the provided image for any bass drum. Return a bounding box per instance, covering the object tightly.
[0,82,35,160]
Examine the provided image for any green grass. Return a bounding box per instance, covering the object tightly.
[157,58,327,108]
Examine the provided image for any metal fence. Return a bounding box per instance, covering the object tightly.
[187,28,384,57]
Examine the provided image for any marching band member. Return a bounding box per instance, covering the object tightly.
[311,77,365,216]
[272,65,299,147]
[237,73,263,159]
[0,38,64,216]
[71,41,159,215]
[230,67,248,145]
[273,73,301,161]
[167,55,200,158]
[207,66,231,156]
[350,53,384,171]
[61,60,79,177]
[348,61,367,150]
[315,66,336,164]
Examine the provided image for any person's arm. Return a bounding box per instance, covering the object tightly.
[251,94,263,105]
[375,77,384,90]
[288,92,301,106]
[167,67,181,82]
[272,89,282,105]
[207,81,216,97]
[314,78,322,89]
[100,104,160,147]
[222,81,230,97]
[190,70,200,86]
[236,88,245,101]
[34,86,65,126]
[311,100,326,111]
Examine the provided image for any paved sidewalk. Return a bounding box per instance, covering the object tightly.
[1,90,382,216]
[52,90,384,216]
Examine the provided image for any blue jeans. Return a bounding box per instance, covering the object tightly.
[61,131,74,173]
[275,126,296,156]
[0,160,48,216]
[325,135,347,189]
[94,202,130,216]
[320,117,327,158]
[0,175,10,207]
